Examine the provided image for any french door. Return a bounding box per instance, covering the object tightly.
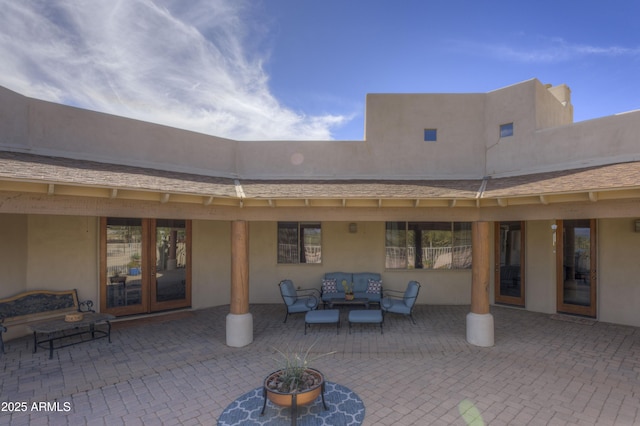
[100,218,191,316]
[494,221,525,307]
[556,219,597,317]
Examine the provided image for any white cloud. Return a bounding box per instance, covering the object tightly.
[453,36,640,63]
[0,0,348,140]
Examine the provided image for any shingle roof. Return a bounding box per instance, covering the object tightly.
[0,151,238,198]
[1,150,639,201]
[483,162,640,197]
[240,179,481,199]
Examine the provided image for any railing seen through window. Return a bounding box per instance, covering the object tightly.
[277,222,322,264]
[385,222,472,269]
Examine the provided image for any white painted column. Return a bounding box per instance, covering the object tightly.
[226,220,253,347]
[466,221,494,347]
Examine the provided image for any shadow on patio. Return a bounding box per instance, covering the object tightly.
[1,304,640,425]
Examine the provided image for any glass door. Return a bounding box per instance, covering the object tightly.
[150,219,191,311]
[556,219,597,317]
[101,218,191,316]
[101,217,149,316]
[494,221,525,306]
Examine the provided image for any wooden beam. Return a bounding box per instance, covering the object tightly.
[230,220,249,315]
[471,221,490,315]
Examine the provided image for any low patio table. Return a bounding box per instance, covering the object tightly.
[28,312,115,359]
[324,297,370,310]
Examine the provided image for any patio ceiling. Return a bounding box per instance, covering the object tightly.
[1,150,640,209]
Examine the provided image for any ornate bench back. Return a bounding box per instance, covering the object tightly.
[0,289,79,326]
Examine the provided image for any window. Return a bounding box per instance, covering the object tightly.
[424,128,437,142]
[500,122,514,138]
[277,222,322,264]
[385,222,472,270]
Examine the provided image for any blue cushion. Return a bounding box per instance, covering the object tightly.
[280,280,297,306]
[403,281,420,308]
[382,298,411,314]
[349,310,383,323]
[325,272,352,293]
[306,309,339,324]
[353,273,380,293]
[289,298,315,313]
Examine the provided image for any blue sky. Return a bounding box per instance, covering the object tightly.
[0,1,638,141]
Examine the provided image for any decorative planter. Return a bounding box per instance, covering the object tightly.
[264,368,324,407]
[345,293,355,301]
[262,368,327,424]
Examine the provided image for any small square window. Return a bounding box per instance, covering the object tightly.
[500,123,514,138]
[424,129,437,142]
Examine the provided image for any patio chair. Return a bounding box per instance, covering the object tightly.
[278,279,320,323]
[381,281,421,324]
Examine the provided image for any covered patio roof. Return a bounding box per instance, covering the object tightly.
[1,150,640,209]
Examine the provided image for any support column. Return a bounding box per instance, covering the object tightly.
[226,220,253,347]
[466,221,494,347]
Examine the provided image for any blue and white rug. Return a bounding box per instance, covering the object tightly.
[218,382,365,425]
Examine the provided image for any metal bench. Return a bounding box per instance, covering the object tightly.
[0,289,114,359]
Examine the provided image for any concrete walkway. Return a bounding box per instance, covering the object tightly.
[1,304,639,425]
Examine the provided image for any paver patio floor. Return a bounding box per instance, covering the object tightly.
[1,304,639,425]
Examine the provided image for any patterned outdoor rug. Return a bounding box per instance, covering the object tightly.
[218,382,365,426]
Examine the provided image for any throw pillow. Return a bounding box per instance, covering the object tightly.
[366,279,382,294]
[322,279,337,294]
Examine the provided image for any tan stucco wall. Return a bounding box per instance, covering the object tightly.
[191,220,231,309]
[598,218,640,327]
[0,214,28,297]
[9,78,640,184]
[247,221,471,306]
[26,215,99,302]
[0,215,98,341]
[522,220,557,314]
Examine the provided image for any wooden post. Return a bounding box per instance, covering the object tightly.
[471,221,490,315]
[467,221,494,347]
[227,220,253,347]
[230,220,249,315]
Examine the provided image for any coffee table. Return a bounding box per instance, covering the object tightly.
[325,297,370,309]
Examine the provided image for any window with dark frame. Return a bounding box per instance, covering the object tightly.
[385,222,472,270]
[500,122,514,138]
[277,222,322,264]
[424,128,437,142]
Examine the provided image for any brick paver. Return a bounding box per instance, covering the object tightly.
[1,305,639,425]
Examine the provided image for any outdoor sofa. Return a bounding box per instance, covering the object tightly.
[320,272,382,305]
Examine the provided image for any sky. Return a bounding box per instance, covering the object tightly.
[0,0,639,141]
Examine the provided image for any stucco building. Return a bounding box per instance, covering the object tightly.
[2,78,640,346]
